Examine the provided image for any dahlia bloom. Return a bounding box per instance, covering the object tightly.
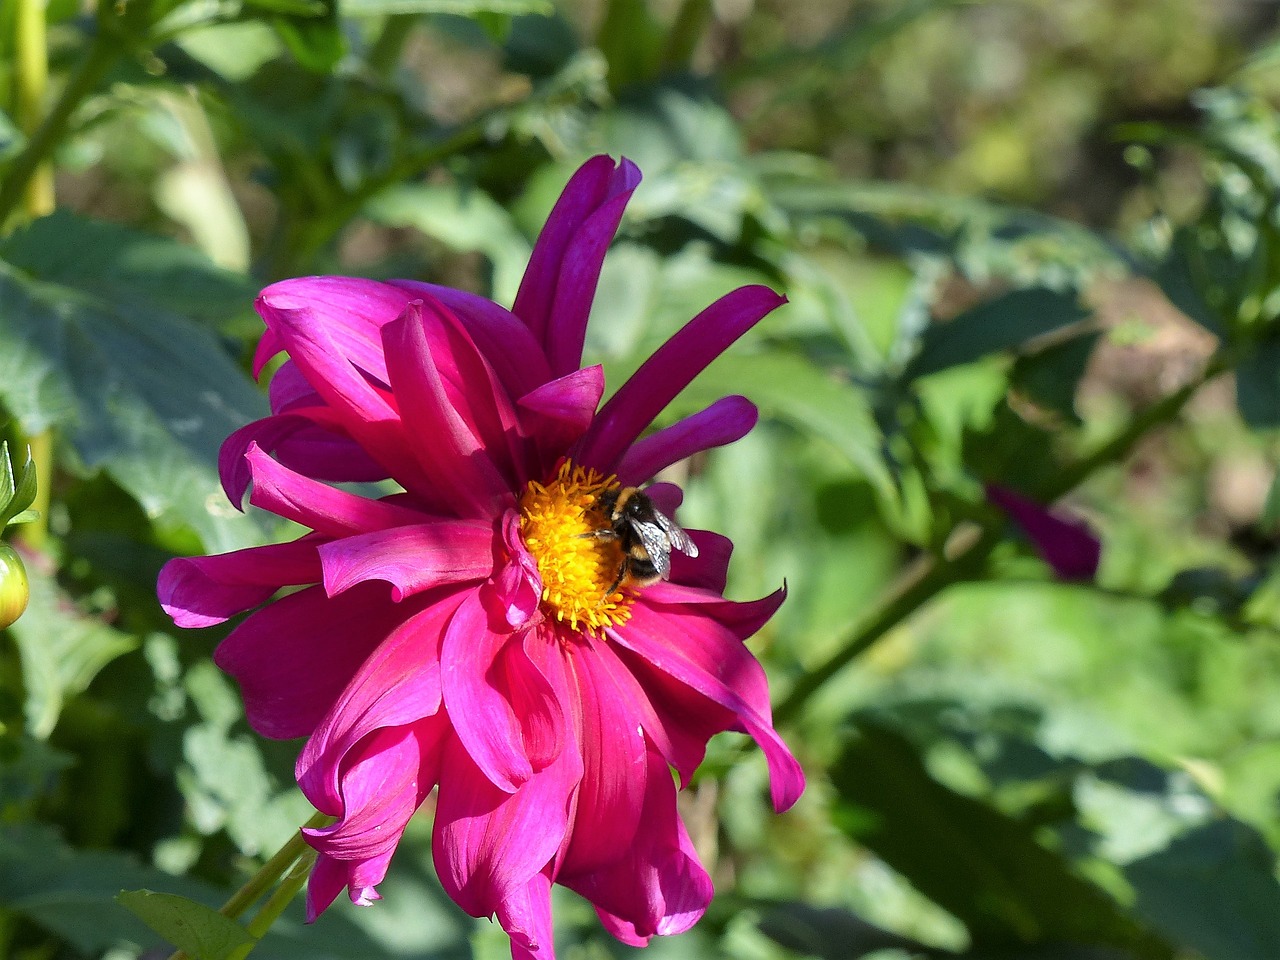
[158,156,804,956]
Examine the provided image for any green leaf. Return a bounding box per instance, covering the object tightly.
[0,440,36,526]
[905,288,1090,380]
[273,0,344,72]
[1011,331,1101,425]
[0,823,226,954]
[831,723,1168,955]
[754,901,938,959]
[117,890,256,960]
[7,555,137,739]
[0,244,270,553]
[683,352,894,501]
[365,183,532,306]
[595,0,665,92]
[1126,820,1280,960]
[1235,334,1280,427]
[0,211,256,329]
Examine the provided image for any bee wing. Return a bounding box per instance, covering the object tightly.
[654,511,699,560]
[632,519,675,579]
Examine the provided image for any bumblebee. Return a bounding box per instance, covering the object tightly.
[591,486,699,593]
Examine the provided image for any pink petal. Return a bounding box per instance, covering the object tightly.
[669,530,732,595]
[558,638,649,873]
[513,156,640,362]
[574,286,786,473]
[319,521,495,600]
[986,484,1102,581]
[243,443,428,536]
[159,537,323,628]
[297,593,465,810]
[382,301,516,517]
[615,396,758,487]
[388,281,551,400]
[440,595,565,793]
[254,295,430,490]
[432,727,582,918]
[518,365,606,474]
[560,750,713,942]
[306,853,350,921]
[609,593,804,812]
[493,511,543,629]
[496,870,557,960]
[215,581,420,740]
[254,276,417,383]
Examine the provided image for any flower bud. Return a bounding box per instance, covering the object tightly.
[0,543,29,628]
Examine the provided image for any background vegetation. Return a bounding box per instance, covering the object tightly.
[3,1,1280,958]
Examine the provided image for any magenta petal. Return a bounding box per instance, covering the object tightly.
[297,594,463,810]
[610,596,804,812]
[518,365,606,471]
[244,443,427,537]
[306,853,349,921]
[255,276,416,383]
[440,595,566,792]
[383,302,516,517]
[561,750,712,942]
[388,281,551,399]
[319,521,494,600]
[215,582,416,739]
[669,530,732,594]
[575,286,786,473]
[159,538,323,628]
[493,512,543,629]
[615,396,758,487]
[497,870,557,960]
[433,730,582,918]
[986,484,1102,581]
[559,640,648,873]
[514,156,639,353]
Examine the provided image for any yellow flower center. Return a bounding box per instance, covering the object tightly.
[519,461,632,634]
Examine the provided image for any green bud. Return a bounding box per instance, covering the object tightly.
[0,543,29,629]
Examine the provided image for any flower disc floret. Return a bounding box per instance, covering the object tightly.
[520,461,630,633]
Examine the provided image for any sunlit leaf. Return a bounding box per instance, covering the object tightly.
[339,0,550,13]
[117,890,255,960]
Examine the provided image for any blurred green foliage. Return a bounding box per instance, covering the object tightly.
[2,1,1280,959]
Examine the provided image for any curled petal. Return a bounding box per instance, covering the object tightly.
[610,592,804,811]
[433,728,582,919]
[159,537,323,628]
[561,750,712,943]
[616,396,758,487]
[518,365,606,473]
[440,596,565,792]
[669,529,732,595]
[493,511,543,629]
[559,639,648,873]
[215,582,419,740]
[497,870,557,960]
[388,281,551,399]
[297,593,465,810]
[383,301,515,517]
[514,156,640,366]
[244,443,427,537]
[319,521,494,600]
[575,286,786,473]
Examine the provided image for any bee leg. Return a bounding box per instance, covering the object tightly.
[577,529,619,541]
[603,559,628,599]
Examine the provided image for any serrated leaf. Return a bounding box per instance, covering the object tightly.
[1126,820,1280,960]
[905,288,1090,380]
[0,823,226,953]
[8,556,137,738]
[0,250,270,553]
[118,890,255,960]
[831,723,1168,955]
[0,211,256,329]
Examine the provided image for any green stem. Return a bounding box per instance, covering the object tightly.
[772,358,1226,727]
[15,0,54,220]
[0,29,121,227]
[225,847,319,960]
[165,810,331,960]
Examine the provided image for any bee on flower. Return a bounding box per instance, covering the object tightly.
[158,156,804,959]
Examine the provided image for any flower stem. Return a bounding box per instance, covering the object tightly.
[165,811,331,960]
[0,23,121,227]
[772,358,1226,727]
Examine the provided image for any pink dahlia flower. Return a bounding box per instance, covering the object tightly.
[158,155,804,956]
[986,484,1102,582]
